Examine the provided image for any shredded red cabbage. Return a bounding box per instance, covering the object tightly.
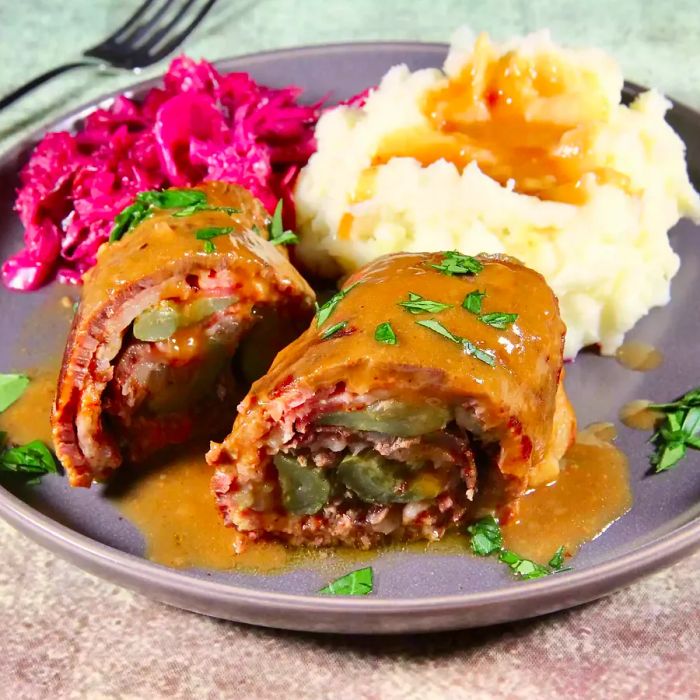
[4,57,320,290]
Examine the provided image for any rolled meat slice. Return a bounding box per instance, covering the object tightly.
[209,251,576,550]
[53,182,315,487]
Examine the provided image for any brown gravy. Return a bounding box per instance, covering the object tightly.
[619,399,663,431]
[2,357,632,572]
[109,448,288,571]
[372,33,629,205]
[615,341,663,372]
[0,365,58,445]
[502,425,632,561]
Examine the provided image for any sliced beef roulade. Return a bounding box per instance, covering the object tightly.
[209,251,575,550]
[52,182,315,487]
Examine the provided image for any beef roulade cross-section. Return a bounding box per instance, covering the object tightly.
[209,251,576,550]
[52,182,315,487]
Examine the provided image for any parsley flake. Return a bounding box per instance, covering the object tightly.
[648,387,700,472]
[462,339,496,367]
[110,188,209,242]
[415,318,462,345]
[467,516,570,581]
[0,433,58,478]
[416,320,495,366]
[269,200,299,245]
[0,374,30,413]
[173,203,240,217]
[431,251,483,276]
[398,292,452,315]
[195,226,234,241]
[315,282,361,327]
[319,566,373,595]
[463,290,485,315]
[375,322,397,345]
[467,515,503,556]
[479,312,519,330]
[320,320,348,340]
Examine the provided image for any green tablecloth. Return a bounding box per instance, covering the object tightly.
[1,2,698,698]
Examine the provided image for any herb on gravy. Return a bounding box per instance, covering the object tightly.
[0,374,30,412]
[478,312,519,330]
[431,251,483,276]
[195,226,234,253]
[319,566,374,595]
[398,292,452,315]
[416,320,495,366]
[468,516,570,580]
[463,290,485,315]
[375,322,397,345]
[315,282,361,327]
[320,320,348,340]
[0,433,58,481]
[269,200,299,245]
[110,189,210,242]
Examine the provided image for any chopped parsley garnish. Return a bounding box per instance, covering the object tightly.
[415,318,462,344]
[315,282,361,327]
[548,545,567,571]
[110,188,209,242]
[463,292,518,330]
[467,515,502,555]
[320,320,348,340]
[463,290,485,315]
[268,200,299,245]
[478,312,519,330]
[468,516,570,580]
[498,550,551,579]
[431,251,483,276]
[137,189,207,209]
[173,203,240,217]
[195,226,234,241]
[195,226,233,253]
[0,432,58,480]
[416,319,496,367]
[375,322,397,345]
[463,339,496,367]
[648,387,700,472]
[398,292,452,315]
[0,373,30,413]
[319,566,373,595]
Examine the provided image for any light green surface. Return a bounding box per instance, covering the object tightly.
[1,0,699,149]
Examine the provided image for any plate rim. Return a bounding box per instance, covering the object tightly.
[1,40,699,631]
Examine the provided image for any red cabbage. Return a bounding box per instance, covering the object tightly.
[4,56,320,291]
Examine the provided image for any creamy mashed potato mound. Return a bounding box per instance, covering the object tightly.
[295,28,700,357]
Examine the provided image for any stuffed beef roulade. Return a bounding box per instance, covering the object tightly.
[53,182,315,487]
[209,251,575,549]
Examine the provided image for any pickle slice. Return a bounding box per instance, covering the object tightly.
[133,295,237,342]
[180,296,237,326]
[317,400,451,437]
[336,453,413,504]
[274,454,330,515]
[133,301,180,341]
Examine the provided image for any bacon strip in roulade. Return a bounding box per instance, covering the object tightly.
[209,251,575,549]
[52,182,315,487]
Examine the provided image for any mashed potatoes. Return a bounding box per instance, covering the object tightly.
[295,28,700,358]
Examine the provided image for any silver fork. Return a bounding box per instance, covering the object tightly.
[0,0,218,110]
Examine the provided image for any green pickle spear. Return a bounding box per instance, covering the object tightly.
[273,454,331,515]
[316,400,451,438]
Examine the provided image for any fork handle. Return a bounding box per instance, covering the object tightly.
[0,61,94,111]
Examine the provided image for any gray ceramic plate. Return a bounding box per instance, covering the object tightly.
[0,43,699,635]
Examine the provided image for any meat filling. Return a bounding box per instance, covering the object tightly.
[215,398,484,548]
